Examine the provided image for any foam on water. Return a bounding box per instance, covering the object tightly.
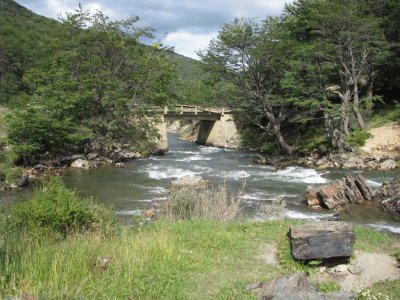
[275,167,329,184]
[216,170,250,180]
[366,179,382,188]
[285,209,331,220]
[174,155,212,162]
[116,209,142,216]
[147,168,199,180]
[199,146,222,154]
[369,223,400,234]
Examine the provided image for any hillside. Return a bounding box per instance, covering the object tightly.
[0,0,206,106]
[0,0,58,104]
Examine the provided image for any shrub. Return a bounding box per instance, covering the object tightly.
[7,177,115,236]
[161,185,242,222]
[346,129,373,147]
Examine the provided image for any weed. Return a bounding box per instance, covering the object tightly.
[161,185,242,221]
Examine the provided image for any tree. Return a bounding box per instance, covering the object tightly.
[199,18,295,154]
[7,8,175,162]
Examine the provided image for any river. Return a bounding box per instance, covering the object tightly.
[62,133,400,233]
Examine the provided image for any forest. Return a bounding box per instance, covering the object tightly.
[0,0,400,169]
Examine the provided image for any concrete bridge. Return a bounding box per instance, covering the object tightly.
[156,105,239,151]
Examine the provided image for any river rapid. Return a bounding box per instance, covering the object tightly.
[63,133,400,233]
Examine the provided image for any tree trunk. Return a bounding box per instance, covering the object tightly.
[273,123,293,155]
[340,90,351,136]
[353,81,366,129]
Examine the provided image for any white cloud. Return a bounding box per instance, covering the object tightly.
[164,31,216,59]
[17,0,292,58]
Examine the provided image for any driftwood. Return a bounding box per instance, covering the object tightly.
[290,221,355,261]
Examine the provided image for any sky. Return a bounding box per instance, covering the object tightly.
[16,0,292,59]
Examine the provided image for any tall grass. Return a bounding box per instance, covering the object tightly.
[161,185,242,221]
[1,179,399,299]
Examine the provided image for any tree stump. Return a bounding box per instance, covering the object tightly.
[289,221,355,261]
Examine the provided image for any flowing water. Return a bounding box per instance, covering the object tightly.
[61,133,400,233]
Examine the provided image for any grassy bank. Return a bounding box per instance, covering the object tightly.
[1,179,399,299]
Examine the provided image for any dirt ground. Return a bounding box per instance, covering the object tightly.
[361,122,400,158]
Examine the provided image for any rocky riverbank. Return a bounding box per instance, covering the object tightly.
[0,143,163,191]
[254,152,398,171]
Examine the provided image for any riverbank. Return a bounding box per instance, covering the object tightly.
[1,215,399,298]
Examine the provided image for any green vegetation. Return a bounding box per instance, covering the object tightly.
[0,179,399,298]
[6,177,114,236]
[200,0,400,154]
[346,130,373,147]
[317,281,340,293]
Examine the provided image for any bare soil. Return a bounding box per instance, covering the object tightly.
[361,122,400,159]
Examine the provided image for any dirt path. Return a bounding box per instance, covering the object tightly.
[337,252,399,291]
[361,122,400,158]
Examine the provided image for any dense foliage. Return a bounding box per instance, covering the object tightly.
[2,6,176,162]
[200,0,400,154]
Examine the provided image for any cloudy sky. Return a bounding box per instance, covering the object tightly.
[16,0,292,59]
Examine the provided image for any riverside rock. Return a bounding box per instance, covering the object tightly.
[70,158,97,169]
[290,221,355,261]
[170,176,211,188]
[343,157,365,169]
[306,175,374,210]
[379,159,397,170]
[381,196,400,217]
[374,178,400,201]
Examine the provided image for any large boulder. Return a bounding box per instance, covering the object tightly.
[71,158,97,169]
[379,159,397,170]
[249,273,354,300]
[306,175,374,210]
[374,178,400,217]
[381,196,400,217]
[170,176,211,188]
[343,157,365,169]
[374,177,400,200]
[290,221,355,261]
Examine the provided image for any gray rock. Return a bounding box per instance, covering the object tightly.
[290,221,355,261]
[334,264,349,273]
[348,262,364,275]
[343,157,365,169]
[115,162,125,168]
[381,196,400,217]
[86,153,98,160]
[71,158,97,169]
[374,178,400,201]
[380,159,397,170]
[118,151,142,160]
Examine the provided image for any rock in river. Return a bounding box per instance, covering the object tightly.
[374,178,400,217]
[306,175,374,210]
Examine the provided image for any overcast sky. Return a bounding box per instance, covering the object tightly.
[16,0,292,59]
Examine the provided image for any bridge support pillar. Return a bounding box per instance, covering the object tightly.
[197,114,239,148]
[155,116,168,152]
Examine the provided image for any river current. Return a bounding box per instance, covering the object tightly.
[63,133,400,233]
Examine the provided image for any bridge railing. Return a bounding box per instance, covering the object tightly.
[163,105,231,116]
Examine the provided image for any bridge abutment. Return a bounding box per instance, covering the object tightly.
[196,114,239,148]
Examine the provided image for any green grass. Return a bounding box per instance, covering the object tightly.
[1,183,399,299]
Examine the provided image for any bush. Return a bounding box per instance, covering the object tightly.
[7,177,115,236]
[346,129,373,147]
[161,185,242,222]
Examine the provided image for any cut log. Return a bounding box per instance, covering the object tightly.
[290,221,355,261]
